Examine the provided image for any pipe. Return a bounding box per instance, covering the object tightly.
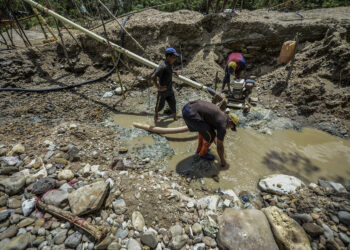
[22,0,216,96]
[133,122,189,134]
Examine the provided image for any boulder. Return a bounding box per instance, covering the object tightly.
[68,181,109,216]
[132,211,145,232]
[259,174,304,194]
[217,208,278,250]
[0,172,26,195]
[262,206,311,250]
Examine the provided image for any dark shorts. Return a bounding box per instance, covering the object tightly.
[182,103,216,143]
[155,91,176,114]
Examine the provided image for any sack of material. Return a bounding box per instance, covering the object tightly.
[278,41,296,63]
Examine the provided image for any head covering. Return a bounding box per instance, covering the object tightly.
[228,61,237,73]
[228,112,239,131]
[165,48,179,57]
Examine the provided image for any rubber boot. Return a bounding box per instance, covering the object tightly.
[199,141,215,161]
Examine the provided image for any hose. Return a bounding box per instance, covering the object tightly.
[133,122,189,134]
[0,16,129,93]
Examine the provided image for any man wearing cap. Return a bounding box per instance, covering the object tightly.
[182,100,239,167]
[152,48,180,122]
[222,52,246,93]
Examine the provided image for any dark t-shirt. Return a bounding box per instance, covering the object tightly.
[154,61,173,94]
[188,100,228,141]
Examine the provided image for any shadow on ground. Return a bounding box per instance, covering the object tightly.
[176,155,226,179]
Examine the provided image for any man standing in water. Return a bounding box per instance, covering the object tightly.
[182,100,239,167]
[152,48,179,122]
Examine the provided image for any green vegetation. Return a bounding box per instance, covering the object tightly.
[1,0,349,31]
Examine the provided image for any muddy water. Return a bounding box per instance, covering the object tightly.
[113,113,350,193]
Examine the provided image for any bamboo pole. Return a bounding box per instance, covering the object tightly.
[22,0,217,96]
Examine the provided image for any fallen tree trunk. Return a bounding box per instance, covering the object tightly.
[133,122,189,134]
[37,200,108,241]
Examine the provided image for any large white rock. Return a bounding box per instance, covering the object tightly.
[132,211,145,232]
[68,181,109,216]
[197,195,220,211]
[258,174,304,194]
[262,206,312,250]
[7,144,25,156]
[217,208,279,250]
[57,170,74,181]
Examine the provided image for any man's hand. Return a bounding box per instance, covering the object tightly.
[174,71,180,77]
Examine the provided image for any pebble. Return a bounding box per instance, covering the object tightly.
[127,238,141,250]
[322,224,334,240]
[170,224,184,238]
[192,223,202,236]
[132,211,145,232]
[338,211,350,226]
[65,231,82,248]
[340,232,350,244]
[0,225,18,240]
[22,198,36,216]
[18,218,35,228]
[303,223,324,237]
[57,170,74,181]
[141,231,158,248]
[291,213,313,224]
[331,215,340,224]
[202,236,217,247]
[54,229,67,244]
[113,199,127,215]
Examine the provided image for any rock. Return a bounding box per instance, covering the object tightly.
[303,223,324,237]
[59,183,73,193]
[193,243,206,250]
[54,229,67,244]
[10,213,23,224]
[65,231,82,248]
[0,225,18,240]
[32,178,56,195]
[202,236,217,247]
[7,144,25,156]
[331,215,339,224]
[290,213,313,224]
[115,228,128,239]
[67,145,80,161]
[197,195,220,210]
[18,218,35,228]
[132,211,145,232]
[68,181,109,216]
[2,232,31,250]
[0,172,26,195]
[7,198,22,209]
[326,239,341,250]
[17,228,27,235]
[115,86,126,95]
[112,199,127,215]
[192,223,202,235]
[322,223,334,240]
[338,211,350,226]
[33,236,45,247]
[127,238,141,250]
[217,208,278,250]
[42,189,68,208]
[262,206,311,250]
[57,169,74,181]
[0,192,8,207]
[318,179,346,192]
[22,198,36,216]
[102,91,114,98]
[1,156,20,166]
[108,242,121,250]
[0,210,10,222]
[170,224,184,238]
[258,174,304,194]
[170,234,188,250]
[141,230,158,248]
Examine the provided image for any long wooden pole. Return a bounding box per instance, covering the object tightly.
[22,0,217,96]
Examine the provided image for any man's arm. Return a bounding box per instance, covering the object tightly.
[152,65,167,91]
[216,139,226,166]
[152,74,160,90]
